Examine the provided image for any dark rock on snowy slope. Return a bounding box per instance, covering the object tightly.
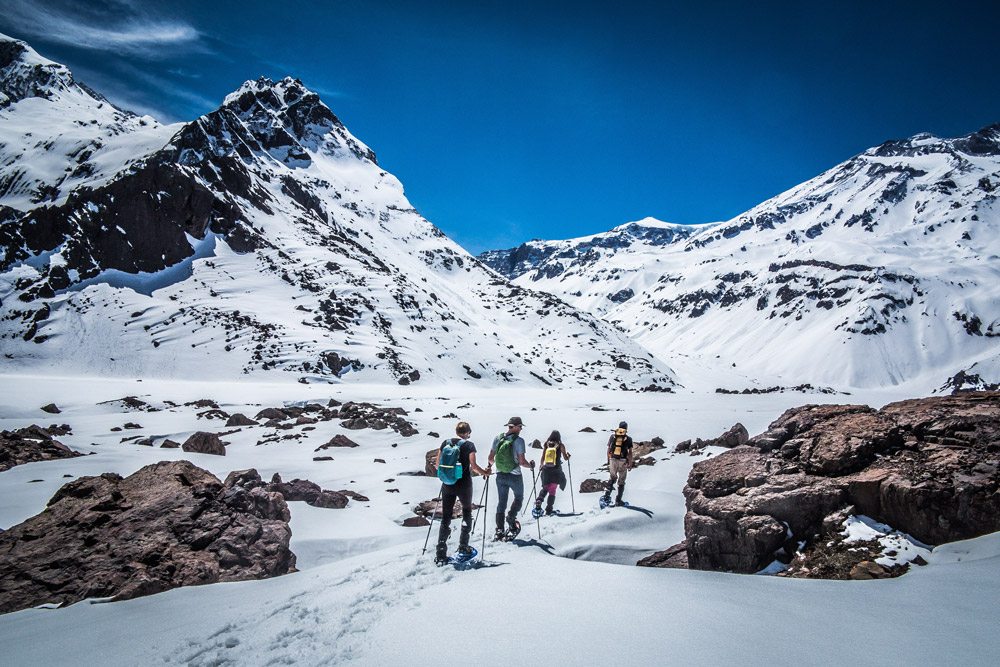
[680,392,1000,574]
[0,36,675,390]
[0,425,84,472]
[673,423,749,453]
[181,431,227,456]
[0,461,295,614]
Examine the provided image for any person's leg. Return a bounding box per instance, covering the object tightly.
[495,474,511,534]
[616,462,628,504]
[535,481,547,509]
[605,462,618,501]
[508,474,525,524]
[544,482,557,513]
[436,487,457,560]
[458,482,474,551]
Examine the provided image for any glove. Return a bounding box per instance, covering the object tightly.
[529,460,536,469]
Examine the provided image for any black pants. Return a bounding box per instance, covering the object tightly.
[438,481,473,547]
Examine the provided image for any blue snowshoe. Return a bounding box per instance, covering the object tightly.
[448,547,478,568]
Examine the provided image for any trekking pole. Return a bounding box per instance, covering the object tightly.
[422,484,444,556]
[471,476,488,535]
[568,459,575,513]
[481,474,490,559]
[522,464,539,517]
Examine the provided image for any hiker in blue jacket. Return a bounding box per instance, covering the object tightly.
[435,421,490,564]
[488,416,534,540]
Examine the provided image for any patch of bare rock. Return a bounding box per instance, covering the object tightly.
[0,425,84,472]
[645,392,1000,578]
[0,461,295,614]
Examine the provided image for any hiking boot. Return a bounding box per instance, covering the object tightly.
[545,496,555,514]
[494,527,506,541]
[434,541,447,565]
[457,545,474,557]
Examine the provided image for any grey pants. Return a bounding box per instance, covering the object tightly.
[495,472,524,523]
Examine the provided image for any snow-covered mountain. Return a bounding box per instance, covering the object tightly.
[482,129,1000,390]
[479,217,720,317]
[0,35,674,389]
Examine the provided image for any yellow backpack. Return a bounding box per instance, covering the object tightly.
[543,443,559,467]
[611,428,628,458]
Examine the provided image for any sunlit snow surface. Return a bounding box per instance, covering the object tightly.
[1,374,998,665]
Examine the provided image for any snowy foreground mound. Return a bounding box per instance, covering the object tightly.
[2,376,999,664]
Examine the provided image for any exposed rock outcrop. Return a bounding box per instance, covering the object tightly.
[181,431,226,456]
[674,423,748,453]
[266,473,350,509]
[0,425,83,472]
[681,392,1000,575]
[637,541,688,569]
[0,461,294,614]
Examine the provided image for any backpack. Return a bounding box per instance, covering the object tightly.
[542,443,559,467]
[437,438,464,485]
[494,433,518,473]
[610,429,628,459]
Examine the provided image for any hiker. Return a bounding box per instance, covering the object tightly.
[435,421,491,564]
[534,430,571,515]
[488,416,534,540]
[604,421,633,506]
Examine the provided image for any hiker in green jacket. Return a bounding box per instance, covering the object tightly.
[487,416,534,540]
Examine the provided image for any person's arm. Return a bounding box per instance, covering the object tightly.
[469,451,490,477]
[435,448,442,469]
[561,443,570,460]
[627,438,634,468]
[487,436,496,467]
[607,435,613,461]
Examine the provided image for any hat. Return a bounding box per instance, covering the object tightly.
[506,416,524,427]
[619,421,628,429]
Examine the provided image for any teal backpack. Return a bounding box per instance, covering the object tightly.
[437,438,465,485]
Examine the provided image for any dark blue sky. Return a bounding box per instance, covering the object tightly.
[3,1,999,253]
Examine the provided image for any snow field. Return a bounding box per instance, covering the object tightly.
[2,375,999,664]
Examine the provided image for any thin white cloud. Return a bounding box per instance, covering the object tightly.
[2,0,202,57]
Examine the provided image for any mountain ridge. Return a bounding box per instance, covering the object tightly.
[0,36,675,390]
[480,123,1000,391]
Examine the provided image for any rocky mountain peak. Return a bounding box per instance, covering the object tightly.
[0,32,77,108]
[204,75,376,165]
[867,122,1000,159]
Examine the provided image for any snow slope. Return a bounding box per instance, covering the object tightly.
[0,36,673,390]
[1,374,998,665]
[483,129,1000,391]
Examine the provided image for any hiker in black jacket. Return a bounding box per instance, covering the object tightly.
[604,421,633,506]
[435,421,490,564]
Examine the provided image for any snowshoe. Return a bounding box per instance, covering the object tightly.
[599,495,612,510]
[531,506,544,519]
[493,527,506,542]
[450,546,478,564]
[504,519,521,541]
